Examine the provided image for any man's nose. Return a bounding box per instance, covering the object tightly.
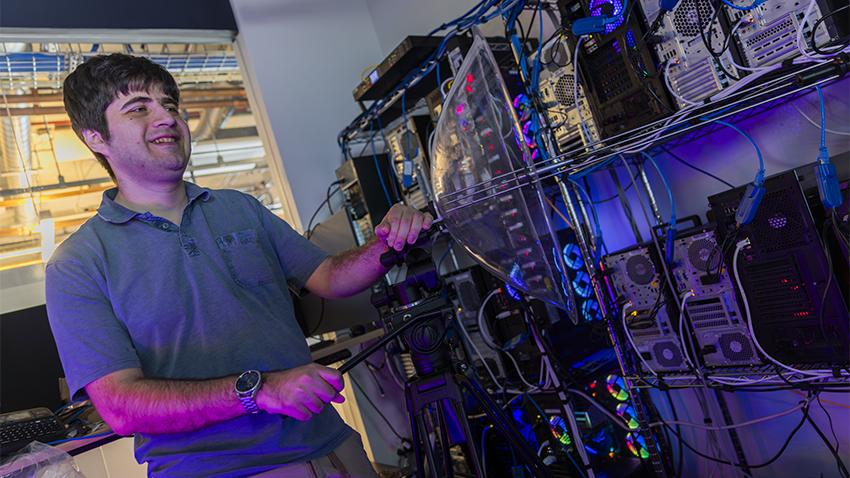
[151,105,178,128]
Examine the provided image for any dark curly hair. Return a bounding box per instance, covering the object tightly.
[63,54,181,180]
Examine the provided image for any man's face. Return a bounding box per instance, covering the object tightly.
[85,85,191,183]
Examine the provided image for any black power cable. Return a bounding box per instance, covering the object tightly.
[664,391,685,478]
[811,4,850,56]
[816,395,841,469]
[696,0,741,81]
[660,146,735,189]
[806,410,850,478]
[305,180,344,239]
[662,398,811,471]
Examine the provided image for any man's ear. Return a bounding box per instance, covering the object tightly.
[82,129,107,155]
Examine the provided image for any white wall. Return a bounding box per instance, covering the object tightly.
[230,0,385,229]
[365,0,555,55]
[364,0,478,54]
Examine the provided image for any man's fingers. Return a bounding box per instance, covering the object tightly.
[316,367,345,393]
[423,213,434,230]
[377,206,401,242]
[375,223,390,238]
[302,394,325,414]
[407,214,424,244]
[378,205,433,251]
[391,210,415,251]
[312,380,339,403]
[331,394,346,404]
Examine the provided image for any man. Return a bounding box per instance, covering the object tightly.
[46,53,432,477]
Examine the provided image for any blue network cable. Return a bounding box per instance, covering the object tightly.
[815,86,842,208]
[714,120,765,225]
[47,431,113,446]
[642,152,677,265]
[721,0,767,10]
[572,0,629,35]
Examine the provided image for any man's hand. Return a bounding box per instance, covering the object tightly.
[256,364,345,421]
[375,204,434,252]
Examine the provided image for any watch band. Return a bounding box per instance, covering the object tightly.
[238,394,261,414]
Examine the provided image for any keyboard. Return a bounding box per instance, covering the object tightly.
[0,407,66,456]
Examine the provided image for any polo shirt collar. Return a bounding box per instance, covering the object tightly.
[97,181,211,224]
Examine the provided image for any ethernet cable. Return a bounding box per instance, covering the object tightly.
[713,121,764,225]
[814,85,843,208]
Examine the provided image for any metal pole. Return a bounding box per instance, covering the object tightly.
[637,162,664,226]
[574,179,598,252]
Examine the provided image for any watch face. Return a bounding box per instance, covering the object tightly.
[236,370,261,393]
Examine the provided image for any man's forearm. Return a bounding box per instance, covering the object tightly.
[322,237,389,298]
[93,375,243,435]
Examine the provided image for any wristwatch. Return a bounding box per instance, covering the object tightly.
[235,370,263,414]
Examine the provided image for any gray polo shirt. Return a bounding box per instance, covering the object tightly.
[45,182,352,477]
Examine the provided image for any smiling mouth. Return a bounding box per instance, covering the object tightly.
[151,137,179,144]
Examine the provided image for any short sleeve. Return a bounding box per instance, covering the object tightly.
[250,199,330,290]
[45,260,141,401]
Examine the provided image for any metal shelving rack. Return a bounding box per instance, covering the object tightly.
[336,3,850,475]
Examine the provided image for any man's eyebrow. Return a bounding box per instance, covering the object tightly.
[120,96,151,110]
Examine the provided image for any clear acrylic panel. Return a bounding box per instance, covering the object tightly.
[430,29,576,313]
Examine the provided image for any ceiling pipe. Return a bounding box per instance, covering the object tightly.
[1,100,250,117]
[2,87,247,104]
[192,106,233,143]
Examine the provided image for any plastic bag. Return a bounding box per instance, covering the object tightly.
[0,441,85,478]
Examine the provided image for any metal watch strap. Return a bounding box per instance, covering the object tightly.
[239,394,260,414]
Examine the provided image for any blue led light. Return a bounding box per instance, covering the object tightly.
[505,282,522,301]
[562,243,584,271]
[582,299,603,322]
[572,271,593,298]
[626,30,636,48]
[508,263,525,289]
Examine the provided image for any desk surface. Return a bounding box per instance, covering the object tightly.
[57,427,121,456]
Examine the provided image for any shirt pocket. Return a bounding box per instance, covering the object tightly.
[215,229,276,287]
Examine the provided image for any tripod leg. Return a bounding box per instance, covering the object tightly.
[458,370,553,478]
[406,384,426,478]
[446,396,485,478]
[422,406,442,478]
[435,400,454,478]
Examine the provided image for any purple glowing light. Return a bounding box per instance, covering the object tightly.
[589,0,625,34]
[768,213,787,229]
